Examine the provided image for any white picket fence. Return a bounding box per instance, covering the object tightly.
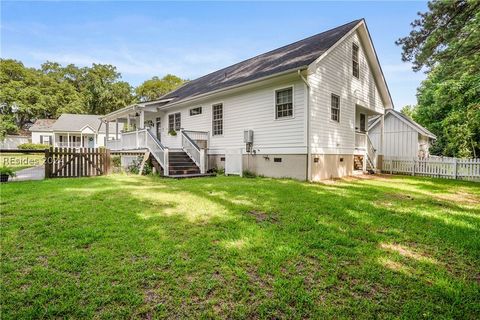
[382,157,480,182]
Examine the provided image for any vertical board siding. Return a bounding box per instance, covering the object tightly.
[383,157,480,181]
[370,112,429,158]
[308,31,385,154]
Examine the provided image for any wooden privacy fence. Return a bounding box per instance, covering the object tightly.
[382,157,480,181]
[45,147,110,178]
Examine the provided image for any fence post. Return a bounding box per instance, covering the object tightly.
[200,149,206,174]
[412,158,416,176]
[164,148,169,176]
[44,148,50,178]
[453,158,458,179]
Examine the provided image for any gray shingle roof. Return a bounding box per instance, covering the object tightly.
[29,119,56,132]
[162,19,362,104]
[51,114,102,132]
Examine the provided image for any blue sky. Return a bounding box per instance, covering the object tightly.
[1,1,428,108]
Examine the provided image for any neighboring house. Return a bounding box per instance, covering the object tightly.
[30,114,121,148]
[369,109,436,159]
[103,19,393,180]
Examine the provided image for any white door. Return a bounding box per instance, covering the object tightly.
[225,148,243,176]
[88,136,95,148]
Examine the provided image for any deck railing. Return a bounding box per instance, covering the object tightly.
[355,132,377,171]
[106,129,169,175]
[355,132,367,150]
[56,142,83,148]
[183,130,209,142]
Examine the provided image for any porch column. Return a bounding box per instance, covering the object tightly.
[80,133,83,147]
[52,134,56,147]
[380,114,385,155]
[127,115,131,131]
[139,110,145,129]
[67,132,70,148]
[105,120,109,141]
[115,119,119,140]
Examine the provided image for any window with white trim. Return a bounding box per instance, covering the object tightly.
[168,112,181,131]
[212,103,223,136]
[352,43,359,78]
[331,94,340,122]
[275,87,293,119]
[189,107,202,116]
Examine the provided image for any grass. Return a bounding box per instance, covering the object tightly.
[0,153,45,171]
[1,174,479,319]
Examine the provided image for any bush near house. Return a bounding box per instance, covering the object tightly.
[17,143,49,150]
[1,175,479,318]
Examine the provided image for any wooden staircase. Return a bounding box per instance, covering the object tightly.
[354,155,363,170]
[354,155,376,174]
[168,151,202,177]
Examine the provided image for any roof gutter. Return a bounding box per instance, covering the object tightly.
[298,70,312,182]
[157,66,308,110]
[101,104,143,121]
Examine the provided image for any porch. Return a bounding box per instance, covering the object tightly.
[353,104,383,172]
[53,132,97,148]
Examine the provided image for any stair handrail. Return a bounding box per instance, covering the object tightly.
[145,129,169,176]
[180,130,205,173]
[366,134,377,169]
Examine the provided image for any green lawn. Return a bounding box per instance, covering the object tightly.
[0,153,45,171]
[1,175,479,319]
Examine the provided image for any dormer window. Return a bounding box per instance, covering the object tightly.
[352,43,359,78]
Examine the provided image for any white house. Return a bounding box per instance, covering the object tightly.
[30,114,121,148]
[369,109,436,159]
[102,19,393,180]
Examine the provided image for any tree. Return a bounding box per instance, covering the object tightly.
[135,74,185,102]
[400,105,417,119]
[396,0,480,157]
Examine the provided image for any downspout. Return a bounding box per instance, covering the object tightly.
[298,70,311,181]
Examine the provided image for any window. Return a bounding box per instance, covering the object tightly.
[40,135,51,145]
[168,112,181,131]
[331,94,340,122]
[212,103,223,136]
[275,87,293,118]
[190,107,202,116]
[352,43,359,78]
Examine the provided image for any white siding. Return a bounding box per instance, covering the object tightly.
[370,113,419,158]
[152,76,306,154]
[308,30,385,154]
[31,132,53,145]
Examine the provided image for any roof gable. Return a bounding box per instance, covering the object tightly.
[309,20,393,109]
[369,109,436,139]
[160,19,362,105]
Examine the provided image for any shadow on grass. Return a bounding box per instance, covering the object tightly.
[1,174,479,318]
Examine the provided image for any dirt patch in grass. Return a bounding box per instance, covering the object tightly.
[247,210,278,223]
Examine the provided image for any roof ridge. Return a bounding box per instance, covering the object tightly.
[164,19,363,98]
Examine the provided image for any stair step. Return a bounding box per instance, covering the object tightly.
[168,173,216,179]
[169,170,201,175]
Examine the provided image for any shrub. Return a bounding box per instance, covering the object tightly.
[242,170,257,178]
[18,143,48,150]
[0,166,16,177]
[112,156,121,167]
[127,156,153,175]
[168,130,177,136]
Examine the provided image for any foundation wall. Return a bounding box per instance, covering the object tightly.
[311,154,354,180]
